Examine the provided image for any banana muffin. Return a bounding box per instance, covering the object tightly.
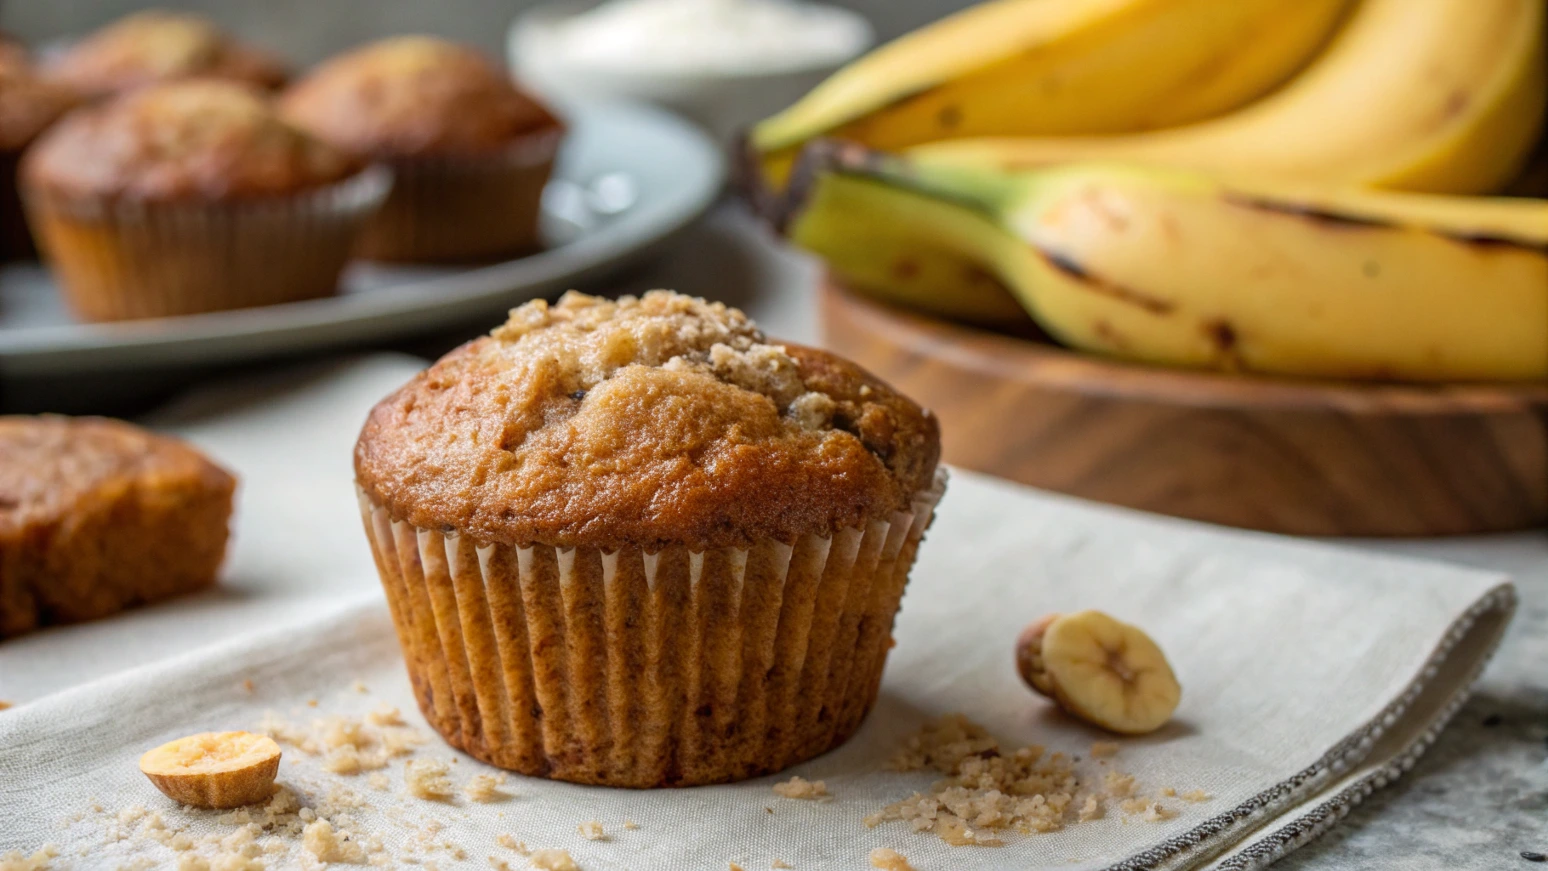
[43,10,287,99]
[355,290,945,787]
[281,36,563,262]
[0,62,79,261]
[21,80,387,321]
[0,416,236,640]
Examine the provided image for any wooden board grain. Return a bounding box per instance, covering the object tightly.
[819,278,1548,537]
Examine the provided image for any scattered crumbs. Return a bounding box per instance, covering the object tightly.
[307,699,319,708]
[352,681,369,694]
[1159,787,1176,797]
[0,844,58,871]
[729,864,746,871]
[622,820,639,831]
[1090,742,1120,759]
[368,773,391,791]
[303,819,366,863]
[496,835,530,855]
[1104,772,1136,799]
[0,700,12,711]
[177,855,210,871]
[1181,790,1211,803]
[1077,796,1102,822]
[772,776,829,800]
[528,848,580,871]
[764,807,773,815]
[772,860,793,869]
[241,680,256,694]
[405,759,454,800]
[869,847,916,871]
[490,859,513,871]
[367,705,405,727]
[466,774,508,803]
[577,820,606,841]
[1142,803,1177,822]
[1119,798,1150,815]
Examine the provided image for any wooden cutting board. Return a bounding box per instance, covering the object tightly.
[819,278,1548,537]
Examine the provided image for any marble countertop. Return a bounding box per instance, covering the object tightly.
[650,205,1548,869]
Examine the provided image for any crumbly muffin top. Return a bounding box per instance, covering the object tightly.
[356,291,941,551]
[21,80,363,200]
[279,36,560,159]
[0,65,80,151]
[43,10,287,98]
[0,415,235,537]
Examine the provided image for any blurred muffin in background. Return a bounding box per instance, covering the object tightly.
[21,80,387,321]
[43,9,287,99]
[0,56,80,261]
[281,36,563,263]
[0,31,30,75]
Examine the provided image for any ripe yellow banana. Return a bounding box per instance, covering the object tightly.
[785,145,1548,381]
[748,0,1353,189]
[911,0,1548,195]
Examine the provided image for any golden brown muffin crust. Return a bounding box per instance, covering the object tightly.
[0,65,80,152]
[21,80,362,200]
[279,36,560,159]
[355,291,940,551]
[43,10,287,98]
[0,415,236,638]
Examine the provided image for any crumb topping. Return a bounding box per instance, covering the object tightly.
[355,291,941,551]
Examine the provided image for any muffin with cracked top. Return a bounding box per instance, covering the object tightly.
[43,9,287,99]
[21,79,387,321]
[281,36,563,262]
[355,290,945,787]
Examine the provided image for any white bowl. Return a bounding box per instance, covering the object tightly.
[508,0,872,148]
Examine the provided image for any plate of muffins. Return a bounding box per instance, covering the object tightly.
[0,11,724,376]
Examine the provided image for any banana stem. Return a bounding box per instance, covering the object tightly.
[786,139,1028,225]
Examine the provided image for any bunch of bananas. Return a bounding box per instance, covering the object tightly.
[747,0,1548,382]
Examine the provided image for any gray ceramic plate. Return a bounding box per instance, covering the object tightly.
[0,100,724,377]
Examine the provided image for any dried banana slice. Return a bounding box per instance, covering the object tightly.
[139,731,282,808]
[1017,610,1181,735]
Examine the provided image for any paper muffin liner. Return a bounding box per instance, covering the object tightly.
[356,128,562,263]
[357,469,947,788]
[21,166,390,322]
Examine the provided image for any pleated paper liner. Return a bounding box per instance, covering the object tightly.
[21,166,389,322]
[358,470,946,788]
[355,128,562,263]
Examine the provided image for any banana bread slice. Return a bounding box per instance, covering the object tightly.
[0,415,235,639]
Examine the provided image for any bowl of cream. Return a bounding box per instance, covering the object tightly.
[509,0,873,146]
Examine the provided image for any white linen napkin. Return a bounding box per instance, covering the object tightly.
[0,357,1515,871]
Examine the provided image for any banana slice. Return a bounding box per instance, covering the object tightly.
[139,731,282,808]
[1016,611,1180,735]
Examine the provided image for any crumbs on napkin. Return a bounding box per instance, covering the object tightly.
[771,776,830,800]
[869,847,917,870]
[864,714,1206,847]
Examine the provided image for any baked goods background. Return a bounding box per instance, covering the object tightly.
[0,1,1541,866]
